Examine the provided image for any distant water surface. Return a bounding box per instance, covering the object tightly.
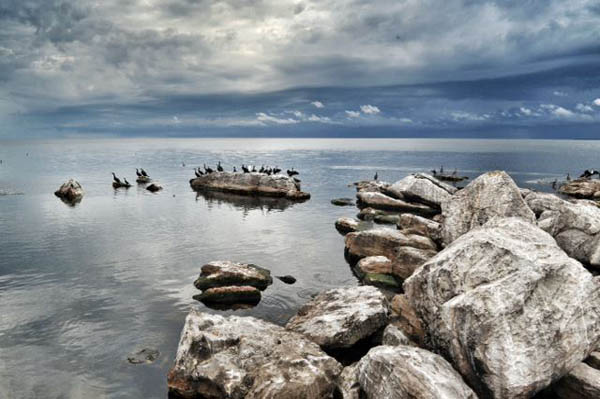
[0,138,596,398]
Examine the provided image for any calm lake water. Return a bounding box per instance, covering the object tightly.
[0,138,597,398]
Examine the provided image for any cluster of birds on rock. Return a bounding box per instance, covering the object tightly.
[193,162,300,179]
[111,168,150,187]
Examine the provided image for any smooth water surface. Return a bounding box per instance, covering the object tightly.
[0,138,596,398]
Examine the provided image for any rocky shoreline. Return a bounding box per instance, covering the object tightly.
[168,170,600,398]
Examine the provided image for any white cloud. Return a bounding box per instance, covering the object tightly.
[256,112,298,125]
[345,110,360,118]
[360,104,380,114]
[594,99,600,107]
[307,114,331,123]
[311,101,324,108]
[292,110,304,118]
[399,118,413,123]
[450,111,486,121]
[576,103,593,113]
[552,106,574,118]
[520,107,532,116]
[553,91,568,97]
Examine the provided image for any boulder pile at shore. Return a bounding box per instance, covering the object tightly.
[190,171,310,200]
[169,170,600,398]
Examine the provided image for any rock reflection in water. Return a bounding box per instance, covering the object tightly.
[194,189,305,212]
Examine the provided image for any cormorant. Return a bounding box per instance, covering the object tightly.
[374,172,378,181]
[242,165,250,173]
[194,168,202,177]
[259,165,265,173]
[287,168,299,177]
[135,168,142,177]
[580,169,599,179]
[567,173,571,181]
[217,162,223,172]
[431,169,437,175]
[273,166,281,174]
[124,178,131,186]
[233,166,237,172]
[204,164,214,174]
[251,165,257,172]
[112,172,122,184]
[552,179,557,190]
[440,166,444,173]
[140,169,149,177]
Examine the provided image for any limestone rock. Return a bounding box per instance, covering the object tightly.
[397,213,442,243]
[194,261,272,291]
[336,363,360,399]
[441,171,535,244]
[286,286,389,349]
[190,171,310,200]
[357,191,438,216]
[331,198,355,206]
[389,294,425,346]
[356,346,477,399]
[559,178,600,199]
[353,180,390,194]
[391,246,438,281]
[552,363,600,399]
[356,256,392,275]
[345,229,437,262]
[193,285,261,305]
[386,173,456,208]
[335,217,361,235]
[381,325,412,346]
[404,217,600,398]
[54,179,84,203]
[168,310,342,399]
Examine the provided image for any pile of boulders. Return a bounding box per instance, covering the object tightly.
[168,170,600,399]
[192,261,273,307]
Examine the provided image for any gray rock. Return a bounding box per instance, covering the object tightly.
[391,246,438,281]
[559,178,600,199]
[357,192,438,216]
[168,310,342,399]
[552,363,600,399]
[584,351,600,370]
[441,171,535,244]
[396,213,442,243]
[389,294,425,346]
[335,217,361,235]
[331,198,355,206]
[136,176,152,184]
[127,348,159,364]
[357,207,399,221]
[146,182,163,192]
[356,346,477,399]
[336,363,360,399]
[345,228,437,262]
[353,180,390,194]
[276,275,296,284]
[404,217,600,398]
[54,179,84,203]
[190,171,310,200]
[373,213,402,225]
[386,173,456,208]
[381,325,412,346]
[286,286,389,349]
[523,190,566,217]
[193,285,261,305]
[356,256,393,275]
[194,261,272,291]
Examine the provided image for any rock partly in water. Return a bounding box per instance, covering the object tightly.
[404,217,600,398]
[168,310,342,399]
[357,192,438,217]
[286,286,389,350]
[127,348,160,364]
[386,173,456,208]
[356,346,477,399]
[276,275,296,284]
[345,228,437,263]
[193,285,261,305]
[357,207,396,221]
[356,256,392,276]
[552,362,600,399]
[396,213,442,244]
[112,181,132,189]
[441,171,535,244]
[146,183,163,192]
[190,171,310,200]
[559,178,600,199]
[54,179,84,203]
[335,217,361,235]
[194,261,273,291]
[331,198,355,206]
[391,246,438,281]
[136,176,152,184]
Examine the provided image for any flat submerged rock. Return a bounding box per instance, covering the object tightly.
[190,171,310,200]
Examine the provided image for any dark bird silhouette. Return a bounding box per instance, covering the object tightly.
[431,169,437,175]
[259,165,265,173]
[580,169,599,179]
[241,165,249,173]
[217,162,224,172]
[552,179,557,190]
[374,172,378,181]
[293,177,301,183]
[112,172,121,184]
[123,178,131,186]
[140,169,149,177]
[273,166,281,174]
[135,168,142,177]
[194,168,202,177]
[204,164,214,174]
[251,165,257,172]
[233,166,237,172]
[567,173,571,181]
[287,168,299,177]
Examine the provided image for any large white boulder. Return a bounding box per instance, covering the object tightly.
[386,173,456,208]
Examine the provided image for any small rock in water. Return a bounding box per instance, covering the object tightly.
[146,183,163,192]
[276,275,296,284]
[193,285,261,305]
[127,348,159,364]
[331,198,355,206]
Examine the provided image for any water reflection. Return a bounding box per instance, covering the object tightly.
[194,189,306,212]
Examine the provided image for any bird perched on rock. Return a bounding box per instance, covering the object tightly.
[217,162,223,172]
[287,168,299,177]
[112,172,121,184]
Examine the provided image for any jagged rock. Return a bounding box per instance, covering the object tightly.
[336,363,360,399]
[190,171,310,200]
[441,171,535,244]
[54,179,84,203]
[168,310,342,399]
[335,217,361,235]
[127,348,160,364]
[404,217,600,398]
[396,213,442,243]
[345,229,437,262]
[386,173,456,208]
[389,294,425,346]
[381,325,412,346]
[146,183,163,192]
[559,178,600,199]
[357,207,399,221]
[194,261,272,291]
[353,180,390,193]
[584,351,600,369]
[286,286,389,350]
[356,256,392,275]
[331,198,355,206]
[356,346,477,399]
[523,190,566,217]
[391,246,438,281]
[193,285,261,305]
[357,192,438,217]
[552,363,600,399]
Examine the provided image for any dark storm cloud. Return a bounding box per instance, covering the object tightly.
[0,0,599,137]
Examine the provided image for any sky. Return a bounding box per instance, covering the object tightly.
[1,0,600,138]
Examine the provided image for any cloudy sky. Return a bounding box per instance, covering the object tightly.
[1,0,600,138]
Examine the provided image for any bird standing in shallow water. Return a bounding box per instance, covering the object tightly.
[374,172,378,181]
